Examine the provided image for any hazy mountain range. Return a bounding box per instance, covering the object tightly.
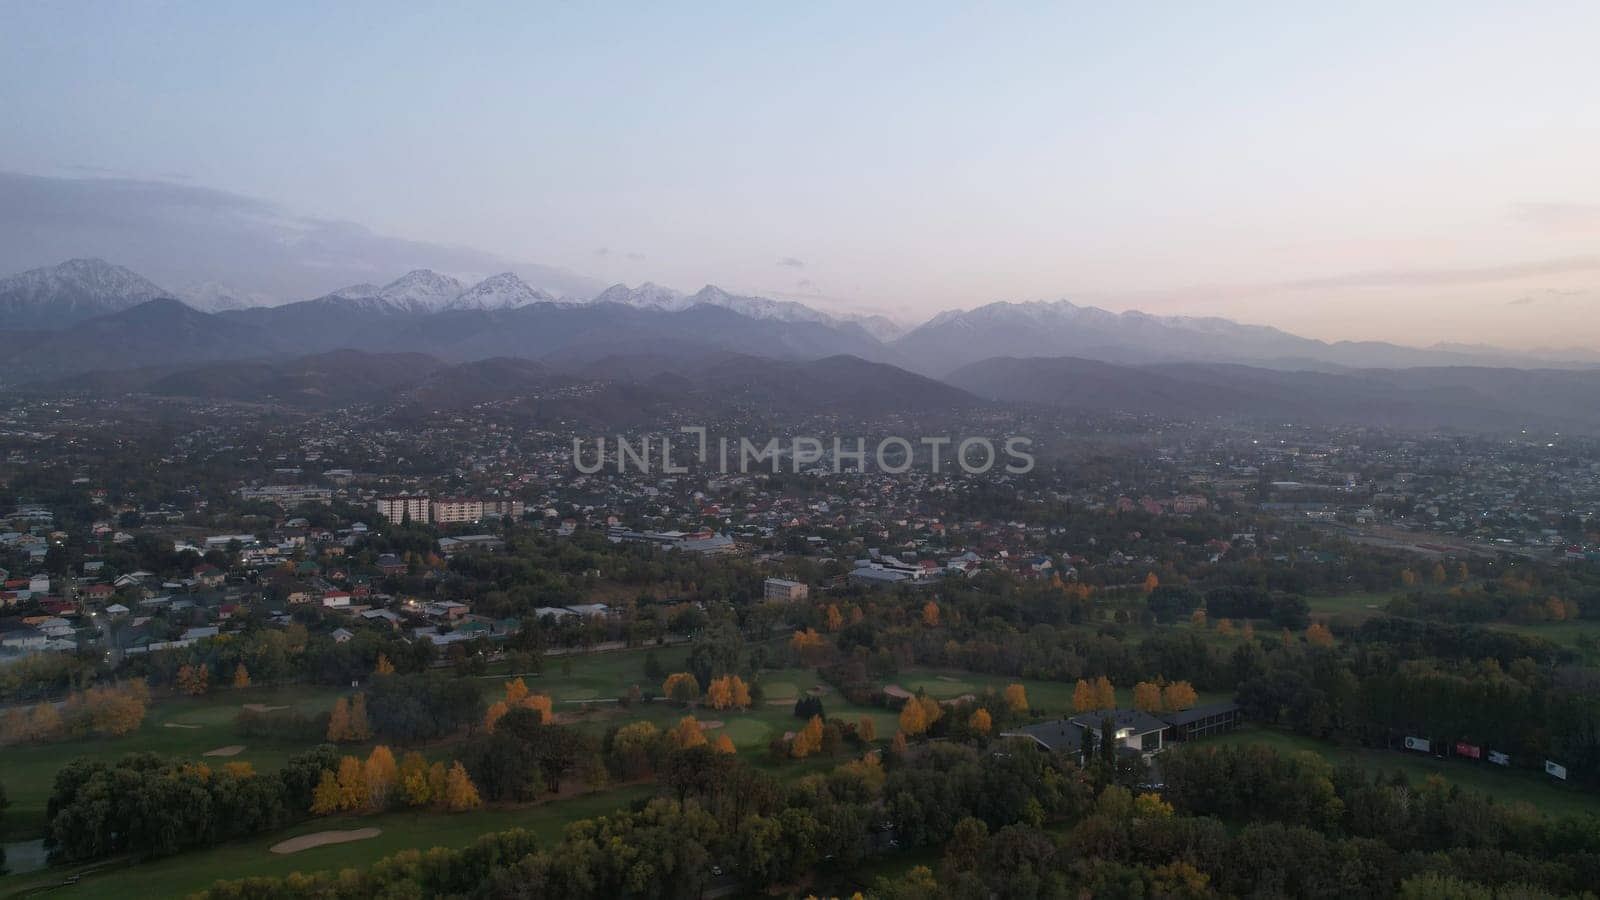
[6,256,1600,433]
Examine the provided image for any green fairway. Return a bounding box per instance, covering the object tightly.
[1304,591,1394,620]
[0,784,659,900]
[1214,727,1600,820]
[0,684,349,840]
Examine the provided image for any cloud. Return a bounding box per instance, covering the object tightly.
[1511,202,1600,233]
[777,256,805,268]
[1279,256,1600,290]
[1507,288,1590,307]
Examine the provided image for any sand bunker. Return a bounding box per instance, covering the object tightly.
[242,704,290,713]
[883,685,913,700]
[203,745,246,757]
[270,828,382,854]
[697,720,725,730]
[163,722,202,729]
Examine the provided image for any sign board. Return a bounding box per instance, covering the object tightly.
[1546,760,1568,780]
[1403,736,1431,753]
[1454,742,1481,759]
[1488,750,1511,767]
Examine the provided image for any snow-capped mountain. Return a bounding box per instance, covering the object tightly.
[591,282,686,311]
[588,281,902,338]
[0,258,172,329]
[321,270,554,313]
[448,272,555,310]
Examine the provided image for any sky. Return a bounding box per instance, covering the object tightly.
[2,1,1599,346]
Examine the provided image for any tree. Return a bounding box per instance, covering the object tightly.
[1142,572,1160,594]
[442,762,482,811]
[1216,619,1237,637]
[1161,680,1198,711]
[1133,681,1163,713]
[310,769,342,815]
[1191,608,1208,628]
[1003,684,1028,714]
[790,627,829,663]
[1073,679,1098,713]
[791,714,824,757]
[663,672,702,706]
[858,716,877,743]
[336,756,368,811]
[374,653,396,676]
[968,708,992,735]
[399,752,433,806]
[327,697,351,741]
[232,664,251,689]
[824,604,844,632]
[364,745,398,809]
[922,601,941,627]
[347,693,372,741]
[899,698,929,736]
[1306,622,1335,647]
[177,664,210,696]
[670,716,708,750]
[1134,791,1174,819]
[1093,676,1117,710]
[706,674,752,711]
[712,734,736,754]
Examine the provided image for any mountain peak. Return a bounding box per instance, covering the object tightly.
[449,272,554,310]
[0,258,172,330]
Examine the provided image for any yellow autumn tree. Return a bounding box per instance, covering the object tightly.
[336,755,368,811]
[892,730,908,754]
[1306,622,1335,647]
[791,714,824,758]
[223,761,255,778]
[1216,619,1236,637]
[669,715,708,750]
[177,664,210,696]
[706,675,752,710]
[968,708,993,735]
[712,734,736,754]
[1142,572,1160,594]
[442,761,482,811]
[1073,679,1098,712]
[791,628,829,663]
[374,653,396,676]
[1093,676,1117,710]
[1162,680,1198,711]
[232,663,251,689]
[824,604,843,632]
[1003,684,1029,714]
[898,699,929,736]
[1133,681,1163,713]
[399,752,433,806]
[922,601,941,627]
[1190,608,1207,628]
[327,697,351,741]
[505,677,529,704]
[364,745,399,808]
[663,672,701,706]
[310,769,342,815]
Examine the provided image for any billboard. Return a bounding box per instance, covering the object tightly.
[1403,736,1431,753]
[1454,742,1481,759]
[1546,760,1568,780]
[1488,750,1511,767]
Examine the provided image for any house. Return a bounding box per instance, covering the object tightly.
[999,719,1086,755]
[437,534,505,555]
[1160,701,1242,741]
[1071,709,1169,756]
[763,578,809,602]
[193,564,226,588]
[330,627,355,643]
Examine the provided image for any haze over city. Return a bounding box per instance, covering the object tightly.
[4,1,1599,347]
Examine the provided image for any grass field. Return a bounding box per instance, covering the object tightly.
[0,684,350,840]
[1304,591,1394,621]
[0,784,659,900]
[1216,727,1600,820]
